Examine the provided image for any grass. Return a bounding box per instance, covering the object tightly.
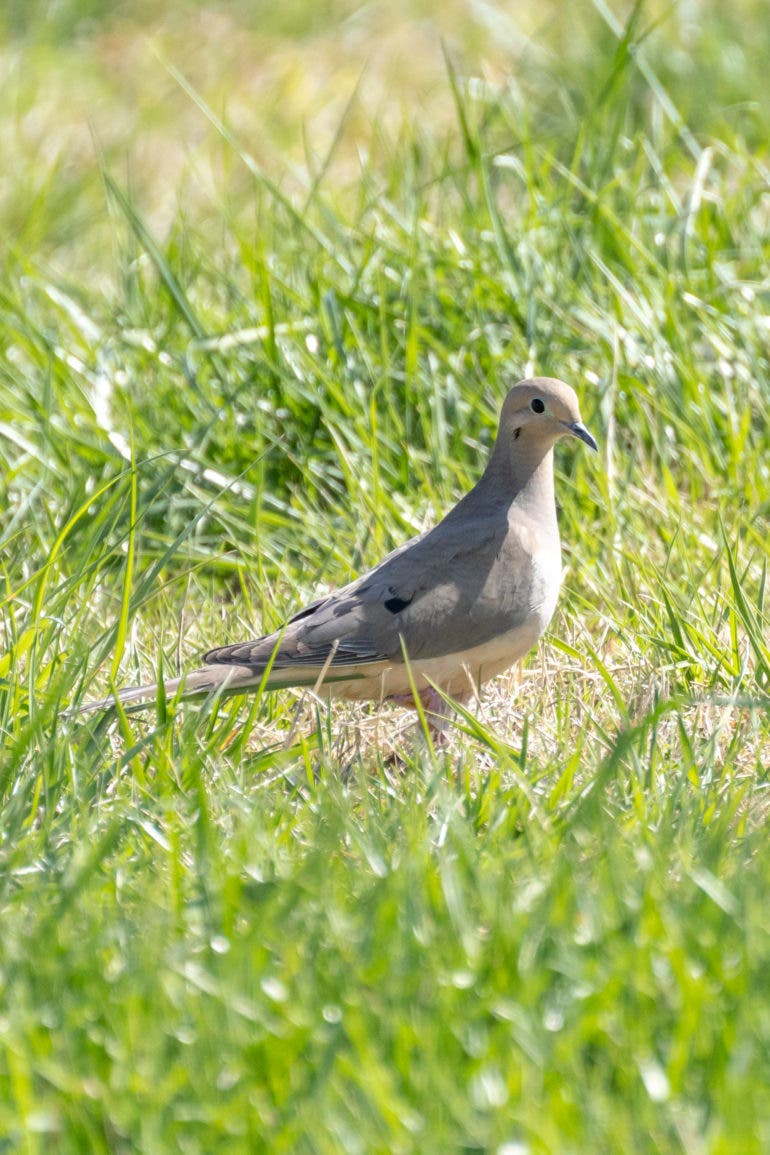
[1,0,770,1150]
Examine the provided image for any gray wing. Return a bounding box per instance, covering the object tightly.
[203,508,541,675]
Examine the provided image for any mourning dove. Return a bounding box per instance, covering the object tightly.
[78,378,596,731]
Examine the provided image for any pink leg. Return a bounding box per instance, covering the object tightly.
[388,685,469,745]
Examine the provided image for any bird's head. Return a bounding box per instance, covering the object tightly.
[500,377,598,451]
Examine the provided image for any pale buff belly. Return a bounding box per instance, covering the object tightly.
[325,617,549,702]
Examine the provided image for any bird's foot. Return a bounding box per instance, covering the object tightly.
[387,685,467,747]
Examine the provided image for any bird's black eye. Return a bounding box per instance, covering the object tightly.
[531,397,545,414]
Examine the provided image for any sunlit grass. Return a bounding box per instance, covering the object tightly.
[1,0,769,1150]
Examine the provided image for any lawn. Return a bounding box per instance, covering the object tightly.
[1,0,769,1150]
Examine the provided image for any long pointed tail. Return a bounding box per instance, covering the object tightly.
[74,664,259,716]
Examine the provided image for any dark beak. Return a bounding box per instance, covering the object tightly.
[565,421,598,452]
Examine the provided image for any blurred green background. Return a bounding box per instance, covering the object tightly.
[3,0,769,267]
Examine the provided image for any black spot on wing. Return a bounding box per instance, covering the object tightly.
[383,593,413,614]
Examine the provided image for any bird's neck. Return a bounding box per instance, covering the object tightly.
[479,439,557,522]
[513,447,558,526]
[445,437,558,533]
